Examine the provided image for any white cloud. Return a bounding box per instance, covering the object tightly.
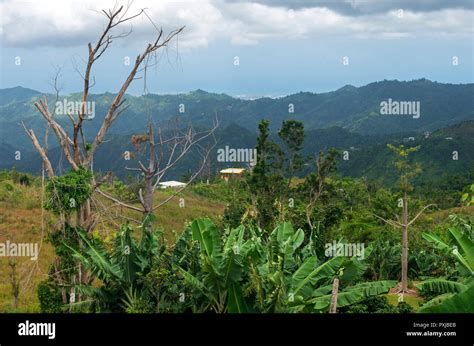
[0,0,472,49]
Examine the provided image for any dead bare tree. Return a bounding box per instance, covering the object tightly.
[22,4,184,232]
[97,117,219,220]
[21,5,184,301]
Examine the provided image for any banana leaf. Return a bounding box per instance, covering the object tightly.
[227,284,250,313]
[419,284,474,313]
[416,279,467,295]
[311,280,396,311]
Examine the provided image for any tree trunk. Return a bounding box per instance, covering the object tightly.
[76,196,92,301]
[144,175,154,217]
[329,278,339,314]
[401,195,409,292]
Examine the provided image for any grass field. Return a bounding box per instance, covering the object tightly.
[386,293,424,311]
[0,179,225,312]
[1,177,473,312]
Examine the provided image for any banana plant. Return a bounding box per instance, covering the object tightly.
[418,283,474,313]
[174,218,253,313]
[309,280,397,312]
[422,227,473,275]
[418,225,474,312]
[244,222,395,312]
[63,219,165,312]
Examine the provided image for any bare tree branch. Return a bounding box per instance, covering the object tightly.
[84,25,185,167]
[95,187,144,213]
[372,213,403,228]
[21,122,54,178]
[407,204,436,227]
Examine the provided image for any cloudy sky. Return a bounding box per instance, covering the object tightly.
[1,0,473,97]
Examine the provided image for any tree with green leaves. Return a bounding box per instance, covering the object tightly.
[247,120,284,230]
[278,120,305,187]
[302,149,338,232]
[246,120,308,230]
[375,144,434,293]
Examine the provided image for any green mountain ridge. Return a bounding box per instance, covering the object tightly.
[1,78,472,140]
[0,80,472,187]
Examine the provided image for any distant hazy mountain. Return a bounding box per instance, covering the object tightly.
[0,80,473,184]
[0,86,40,106]
[1,79,473,144]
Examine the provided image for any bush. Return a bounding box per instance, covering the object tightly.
[44,168,92,214]
[37,281,63,313]
[19,174,31,186]
[397,302,414,314]
[223,201,247,229]
[342,295,412,313]
[3,182,14,191]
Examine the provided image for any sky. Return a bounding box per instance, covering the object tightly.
[0,0,473,97]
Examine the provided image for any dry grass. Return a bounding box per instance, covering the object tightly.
[0,181,225,312]
[427,205,474,222]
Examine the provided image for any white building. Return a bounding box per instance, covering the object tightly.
[158,181,187,189]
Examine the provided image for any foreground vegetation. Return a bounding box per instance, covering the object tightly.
[1,119,473,313]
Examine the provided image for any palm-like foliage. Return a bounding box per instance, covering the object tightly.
[64,220,164,312]
[177,219,396,313]
[422,227,473,275]
[418,224,474,312]
[62,217,397,313]
[310,280,397,311]
[175,218,253,313]
[249,222,396,312]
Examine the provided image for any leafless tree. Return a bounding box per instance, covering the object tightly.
[22,4,184,232]
[21,5,186,299]
[96,117,219,220]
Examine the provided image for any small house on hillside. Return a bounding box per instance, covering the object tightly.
[220,168,246,182]
[158,181,187,189]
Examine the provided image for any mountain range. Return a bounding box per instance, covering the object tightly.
[0,79,473,187]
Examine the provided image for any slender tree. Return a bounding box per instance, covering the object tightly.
[374,144,435,293]
[22,5,184,232]
[247,120,285,230]
[278,120,305,188]
[304,149,338,232]
[22,5,184,301]
[97,119,218,221]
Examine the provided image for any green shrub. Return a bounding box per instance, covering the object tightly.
[397,302,414,314]
[44,168,92,214]
[343,295,414,313]
[3,182,14,191]
[19,174,31,186]
[37,281,63,313]
[223,201,247,228]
